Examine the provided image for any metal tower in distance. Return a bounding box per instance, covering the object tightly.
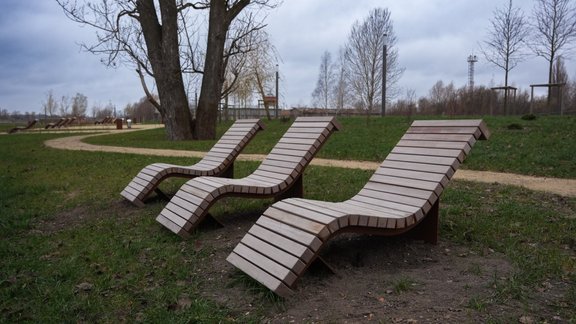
[467,55,478,91]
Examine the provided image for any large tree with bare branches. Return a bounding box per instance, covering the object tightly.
[530,0,576,105]
[56,0,275,140]
[482,0,528,115]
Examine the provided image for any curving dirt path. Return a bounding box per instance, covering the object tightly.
[44,127,576,198]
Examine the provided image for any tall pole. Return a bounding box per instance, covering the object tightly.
[381,34,388,117]
[275,64,279,119]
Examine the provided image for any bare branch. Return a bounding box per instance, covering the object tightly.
[136,65,161,110]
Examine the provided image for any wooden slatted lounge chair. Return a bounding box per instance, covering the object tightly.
[227,119,490,297]
[45,118,66,129]
[156,116,342,239]
[8,119,38,134]
[60,117,76,128]
[121,119,265,207]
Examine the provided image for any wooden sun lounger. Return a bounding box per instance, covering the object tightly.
[227,119,490,297]
[60,117,76,127]
[156,116,342,239]
[8,119,38,134]
[94,116,113,125]
[121,119,265,207]
[45,118,66,129]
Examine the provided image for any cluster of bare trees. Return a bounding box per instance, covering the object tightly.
[309,0,576,117]
[0,109,39,121]
[311,8,404,116]
[389,59,576,117]
[481,0,576,113]
[42,91,88,118]
[123,96,160,122]
[57,0,278,140]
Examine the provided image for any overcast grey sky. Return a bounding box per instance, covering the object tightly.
[0,0,573,115]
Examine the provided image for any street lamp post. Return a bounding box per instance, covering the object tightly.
[381,34,388,117]
[275,64,279,119]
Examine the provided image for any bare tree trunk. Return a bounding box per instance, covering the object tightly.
[504,65,509,115]
[547,55,554,109]
[195,0,250,140]
[137,0,193,140]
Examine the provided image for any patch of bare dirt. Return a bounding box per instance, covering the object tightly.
[30,200,141,235]
[183,209,573,323]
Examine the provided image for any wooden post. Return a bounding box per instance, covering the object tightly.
[275,175,303,202]
[221,163,234,179]
[408,200,439,244]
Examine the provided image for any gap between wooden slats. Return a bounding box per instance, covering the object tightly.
[397,140,472,155]
[257,216,323,252]
[249,224,315,263]
[259,159,302,170]
[268,148,312,160]
[156,214,186,235]
[379,160,455,177]
[400,133,476,144]
[181,180,221,198]
[244,174,283,187]
[283,128,331,136]
[410,120,482,127]
[386,153,460,168]
[407,126,479,135]
[274,200,341,233]
[160,205,193,228]
[362,181,436,201]
[356,188,430,208]
[350,195,421,216]
[370,174,442,193]
[392,147,465,162]
[275,143,317,151]
[233,243,298,286]
[226,252,292,296]
[240,234,306,275]
[289,122,331,128]
[257,164,300,177]
[294,200,351,228]
[264,207,331,240]
[281,132,328,140]
[375,167,449,187]
[264,154,308,166]
[252,169,293,182]
[278,137,321,147]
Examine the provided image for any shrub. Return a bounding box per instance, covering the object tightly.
[521,114,537,121]
[507,123,524,130]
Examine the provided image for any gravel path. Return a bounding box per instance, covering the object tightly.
[43,126,576,198]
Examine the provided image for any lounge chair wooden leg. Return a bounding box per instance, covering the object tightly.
[409,200,439,244]
[221,163,234,179]
[275,175,303,202]
[309,255,337,275]
[201,213,225,229]
[154,188,170,201]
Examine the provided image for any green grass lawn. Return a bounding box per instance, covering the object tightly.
[1,116,575,322]
[85,115,576,178]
